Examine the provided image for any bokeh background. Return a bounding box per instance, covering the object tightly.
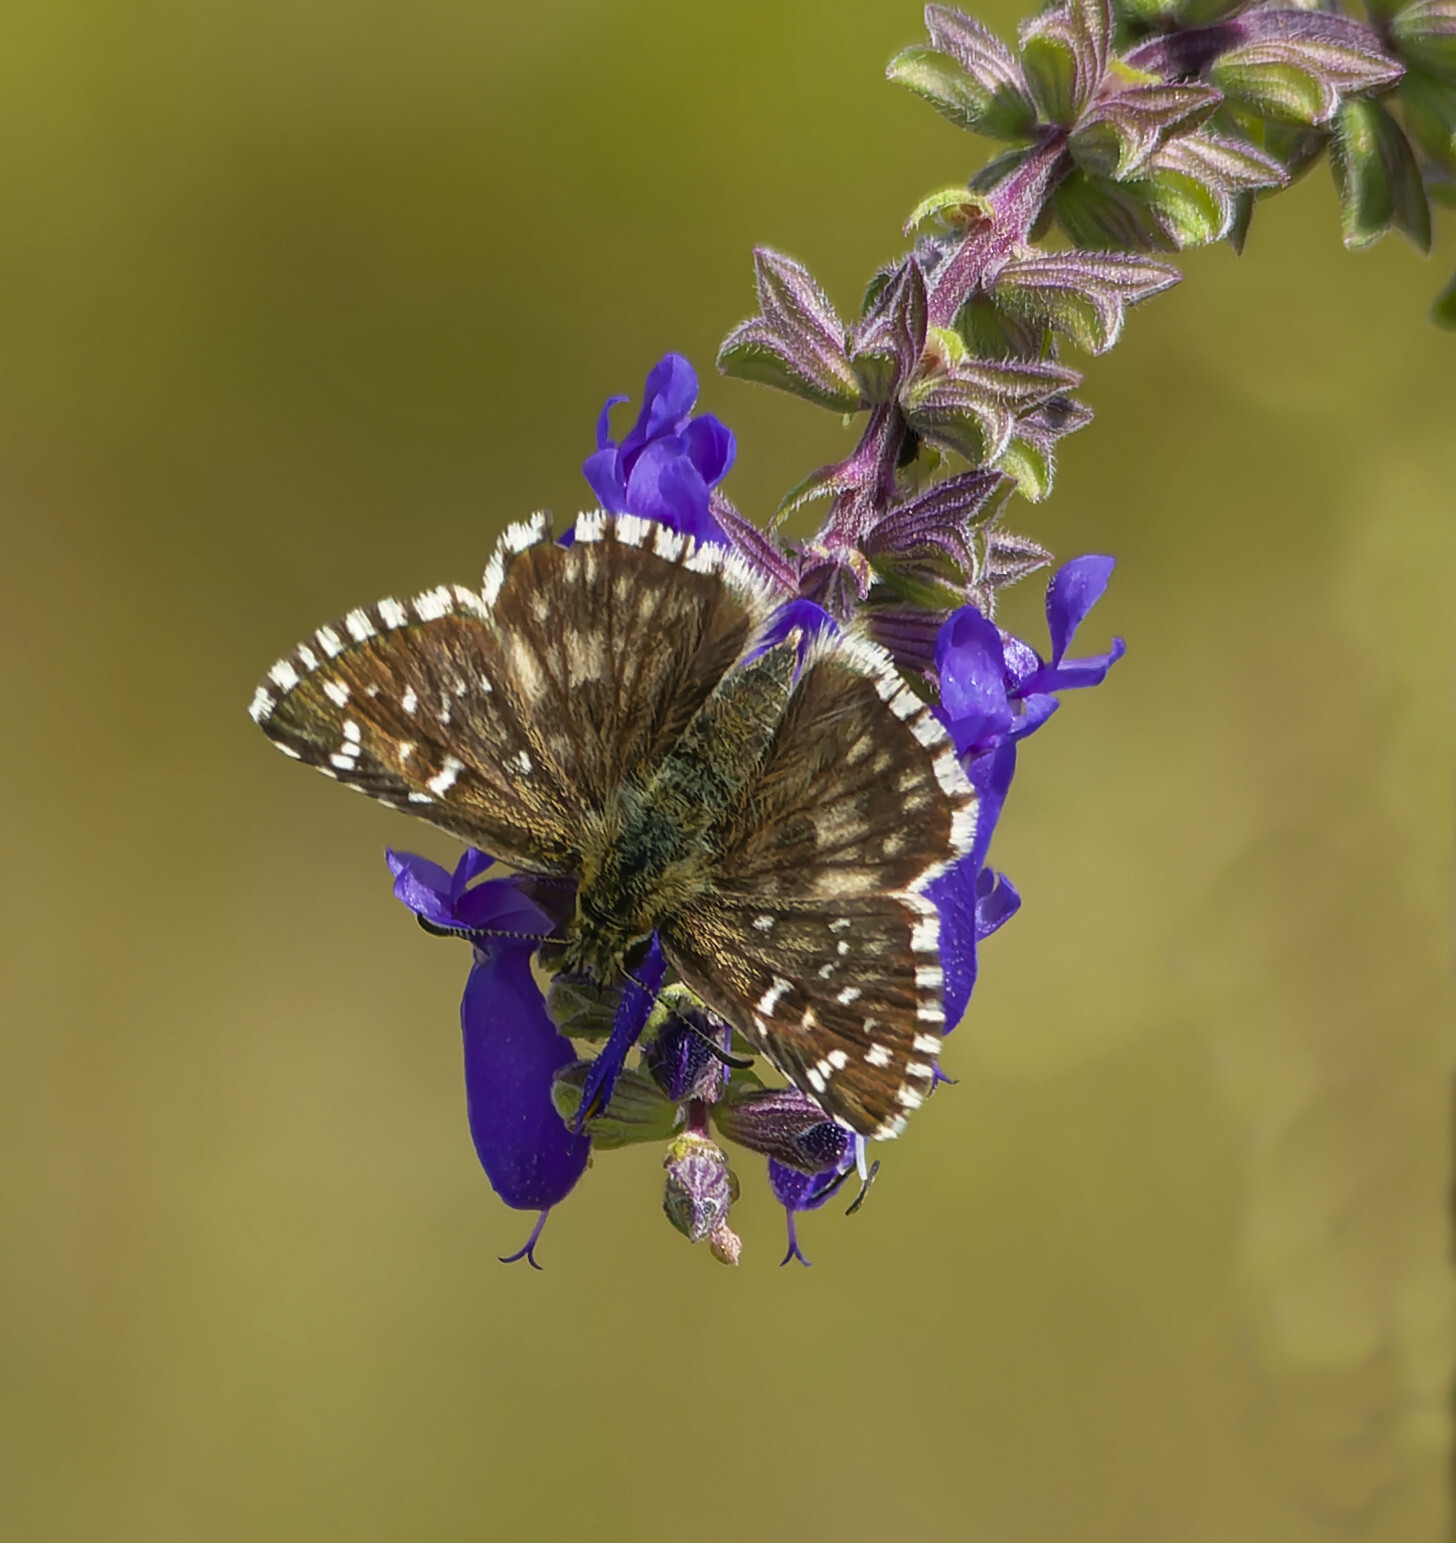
[1,2,1451,1539]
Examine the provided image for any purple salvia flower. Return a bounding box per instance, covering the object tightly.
[583,353,735,544]
[387,848,587,1267]
[461,947,591,1266]
[927,556,1123,1028]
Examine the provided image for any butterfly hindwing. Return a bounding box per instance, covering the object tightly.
[712,631,977,902]
[661,893,945,1138]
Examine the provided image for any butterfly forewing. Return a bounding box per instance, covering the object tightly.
[249,512,775,872]
[488,511,775,809]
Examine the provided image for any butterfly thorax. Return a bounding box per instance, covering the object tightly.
[558,786,710,979]
[557,640,798,983]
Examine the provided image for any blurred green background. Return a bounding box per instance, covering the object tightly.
[1,2,1451,1539]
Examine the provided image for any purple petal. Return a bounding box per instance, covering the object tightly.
[768,1156,853,1214]
[754,597,839,659]
[461,948,590,1211]
[622,436,714,536]
[1006,692,1060,741]
[1000,632,1043,693]
[1020,637,1126,696]
[975,868,1021,940]
[450,847,494,900]
[926,853,982,1031]
[574,938,665,1130]
[935,607,1013,754]
[595,394,628,453]
[582,446,628,513]
[1046,555,1116,663]
[452,882,554,938]
[387,848,457,924]
[680,413,735,489]
[388,847,553,938]
[619,353,699,468]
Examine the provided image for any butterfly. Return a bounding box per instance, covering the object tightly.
[249,510,977,1138]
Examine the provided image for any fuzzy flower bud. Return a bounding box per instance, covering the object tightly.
[662,1133,738,1243]
[711,1083,855,1174]
[643,989,732,1104]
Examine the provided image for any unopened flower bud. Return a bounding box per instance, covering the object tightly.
[643,990,731,1104]
[552,1062,681,1148]
[712,1084,854,1174]
[662,1133,737,1243]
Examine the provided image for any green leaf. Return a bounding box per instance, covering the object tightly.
[1392,0,1456,79]
[1433,265,1456,329]
[992,250,1180,353]
[1052,169,1175,251]
[900,341,1081,465]
[1021,29,1081,125]
[1142,169,1234,247]
[955,292,1048,358]
[1331,98,1432,252]
[996,436,1056,502]
[551,1065,681,1149]
[1211,50,1333,124]
[888,45,1037,139]
[1401,68,1456,175]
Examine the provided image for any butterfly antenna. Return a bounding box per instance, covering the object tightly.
[620,970,756,1071]
[415,916,559,945]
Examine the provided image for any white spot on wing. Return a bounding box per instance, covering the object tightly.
[268,660,299,692]
[756,977,792,1017]
[316,626,343,659]
[248,686,274,723]
[865,1043,892,1068]
[378,598,408,629]
[836,986,861,1005]
[909,916,939,954]
[345,609,375,643]
[428,756,463,796]
[323,680,350,709]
